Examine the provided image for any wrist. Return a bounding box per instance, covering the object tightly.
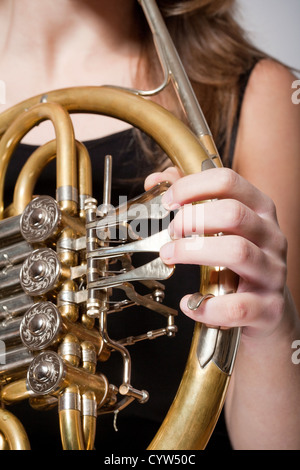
[238,287,300,358]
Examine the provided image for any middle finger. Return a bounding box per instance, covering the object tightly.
[169,199,281,252]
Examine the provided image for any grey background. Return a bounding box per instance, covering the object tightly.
[236,0,300,73]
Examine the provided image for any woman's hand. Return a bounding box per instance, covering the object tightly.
[145,166,288,339]
[143,62,300,450]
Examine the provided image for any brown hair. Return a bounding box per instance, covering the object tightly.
[134,0,266,168]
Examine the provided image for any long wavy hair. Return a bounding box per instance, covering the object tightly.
[133,0,266,168]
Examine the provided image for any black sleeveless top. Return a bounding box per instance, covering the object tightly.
[5,68,253,451]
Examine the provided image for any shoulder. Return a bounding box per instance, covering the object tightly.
[242,59,297,123]
[232,57,300,198]
[242,58,297,118]
[234,59,300,170]
[248,58,295,88]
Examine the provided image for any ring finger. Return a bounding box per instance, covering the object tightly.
[160,235,285,291]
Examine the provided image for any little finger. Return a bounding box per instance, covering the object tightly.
[180,291,284,338]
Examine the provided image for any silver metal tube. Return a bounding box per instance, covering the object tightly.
[138,0,211,140]
[0,345,34,382]
[0,292,34,321]
[0,264,22,297]
[0,240,33,269]
[0,316,22,346]
[0,214,22,248]
[102,154,112,213]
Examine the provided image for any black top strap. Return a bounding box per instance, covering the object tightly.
[227,63,257,169]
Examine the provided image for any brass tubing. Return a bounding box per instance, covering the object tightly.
[0,86,210,176]
[13,140,56,215]
[82,414,96,450]
[1,378,31,405]
[59,385,85,450]
[63,317,107,361]
[82,391,97,451]
[58,280,79,323]
[0,102,77,219]
[0,431,9,450]
[76,141,93,212]
[0,408,31,450]
[81,342,97,374]
[63,367,109,406]
[29,396,58,411]
[0,86,239,449]
[148,323,230,450]
[58,386,98,451]
[59,409,85,450]
[12,140,92,216]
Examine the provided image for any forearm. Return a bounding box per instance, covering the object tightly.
[225,289,300,450]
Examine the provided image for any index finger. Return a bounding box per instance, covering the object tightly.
[161,168,276,218]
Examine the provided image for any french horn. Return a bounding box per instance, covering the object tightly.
[0,0,240,450]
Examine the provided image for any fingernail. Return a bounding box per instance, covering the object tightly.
[161,188,180,211]
[168,220,174,238]
[160,242,174,260]
[180,296,190,313]
[144,173,157,190]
